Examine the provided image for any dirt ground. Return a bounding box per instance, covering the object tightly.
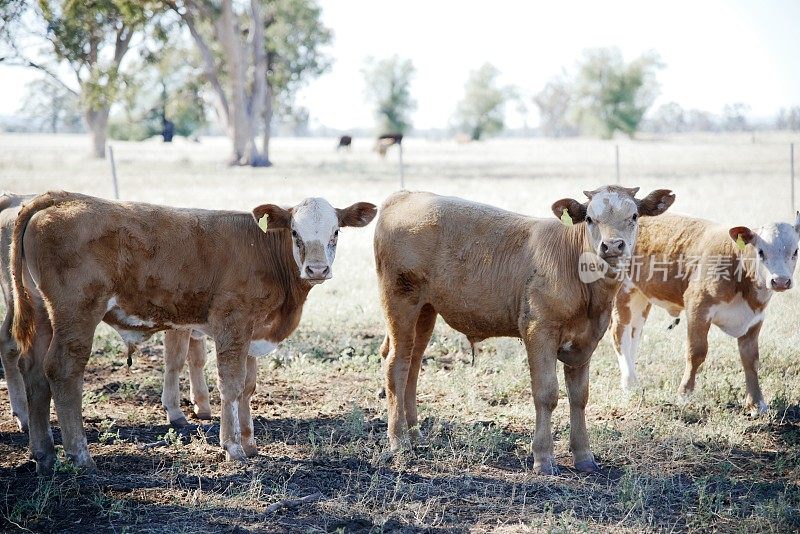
[1,133,799,532]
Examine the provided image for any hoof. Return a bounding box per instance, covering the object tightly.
[388,437,412,453]
[749,401,769,417]
[533,457,560,476]
[194,411,213,421]
[574,457,601,473]
[677,383,694,399]
[243,441,259,458]
[15,416,28,433]
[408,427,425,445]
[170,416,191,429]
[68,451,98,473]
[33,453,56,476]
[224,443,248,463]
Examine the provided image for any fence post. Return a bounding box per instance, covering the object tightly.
[615,144,620,184]
[792,142,795,216]
[398,142,405,189]
[109,145,120,200]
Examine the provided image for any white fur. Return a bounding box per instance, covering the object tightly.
[248,339,278,358]
[706,294,764,338]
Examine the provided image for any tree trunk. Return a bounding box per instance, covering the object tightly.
[85,107,110,159]
[260,83,273,165]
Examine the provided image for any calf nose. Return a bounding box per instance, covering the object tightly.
[600,239,625,257]
[304,264,331,279]
[771,276,792,291]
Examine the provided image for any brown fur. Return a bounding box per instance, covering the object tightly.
[611,213,774,411]
[10,191,375,473]
[374,189,673,474]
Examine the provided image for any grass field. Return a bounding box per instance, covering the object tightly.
[1,132,799,532]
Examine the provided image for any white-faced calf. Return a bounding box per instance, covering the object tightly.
[611,213,800,414]
[11,191,376,474]
[374,186,675,474]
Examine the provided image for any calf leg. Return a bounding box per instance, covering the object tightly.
[404,304,437,443]
[524,326,559,475]
[564,361,598,472]
[384,302,420,451]
[738,322,767,415]
[45,326,97,472]
[611,286,651,391]
[678,309,711,397]
[187,334,211,419]
[1,310,29,431]
[239,355,258,457]
[19,321,55,474]
[214,338,248,462]
[162,330,191,426]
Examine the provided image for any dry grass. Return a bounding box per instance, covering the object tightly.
[0,132,799,532]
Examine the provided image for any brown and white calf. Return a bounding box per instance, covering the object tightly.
[11,191,376,473]
[611,213,800,414]
[0,192,35,432]
[374,187,675,474]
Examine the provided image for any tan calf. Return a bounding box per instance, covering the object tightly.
[11,191,376,473]
[611,213,800,414]
[374,187,675,474]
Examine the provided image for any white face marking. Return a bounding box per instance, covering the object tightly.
[584,189,639,261]
[248,339,278,358]
[290,197,340,282]
[750,222,800,290]
[706,294,764,338]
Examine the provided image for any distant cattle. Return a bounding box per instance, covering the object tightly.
[374,133,403,158]
[374,186,675,474]
[337,135,352,150]
[0,192,35,433]
[11,191,376,473]
[611,213,800,414]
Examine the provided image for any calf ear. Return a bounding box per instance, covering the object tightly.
[337,202,378,227]
[729,226,755,244]
[794,211,800,236]
[551,198,587,224]
[252,204,292,229]
[637,189,675,216]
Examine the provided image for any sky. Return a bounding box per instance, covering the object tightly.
[0,0,798,130]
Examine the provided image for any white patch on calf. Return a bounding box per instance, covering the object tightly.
[291,198,340,269]
[248,339,278,358]
[706,294,764,338]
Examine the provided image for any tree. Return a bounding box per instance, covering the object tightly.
[18,77,83,133]
[649,102,687,133]
[571,48,662,139]
[0,1,153,158]
[453,63,510,141]
[722,102,750,132]
[264,0,331,152]
[362,55,416,134]
[776,107,800,131]
[165,0,331,166]
[534,74,578,137]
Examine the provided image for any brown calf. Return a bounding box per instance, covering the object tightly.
[11,191,376,473]
[611,213,800,414]
[374,187,675,474]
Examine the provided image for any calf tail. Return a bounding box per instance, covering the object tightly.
[11,192,64,353]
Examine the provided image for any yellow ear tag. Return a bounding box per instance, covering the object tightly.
[560,207,573,227]
[258,214,269,233]
[736,234,746,252]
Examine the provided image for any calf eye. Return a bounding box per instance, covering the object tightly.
[794,249,798,259]
[291,230,298,238]
[585,216,593,224]
[758,249,765,260]
[334,230,339,237]
[631,214,638,221]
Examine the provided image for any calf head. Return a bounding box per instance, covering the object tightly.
[552,186,675,264]
[253,198,377,283]
[729,213,800,292]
